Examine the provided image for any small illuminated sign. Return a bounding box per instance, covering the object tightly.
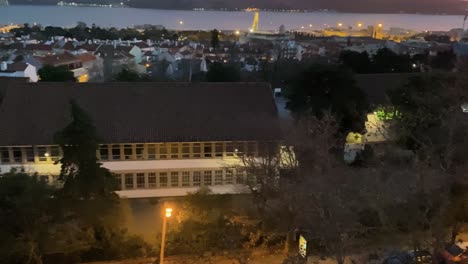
[299,235,307,258]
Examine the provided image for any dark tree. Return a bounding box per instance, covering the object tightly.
[54,100,117,198]
[38,65,75,82]
[211,29,220,49]
[430,50,456,70]
[285,65,369,134]
[339,50,372,74]
[206,62,241,82]
[113,68,148,82]
[372,48,413,73]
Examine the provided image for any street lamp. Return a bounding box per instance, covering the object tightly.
[357,23,363,28]
[378,23,383,28]
[338,22,343,27]
[160,207,172,264]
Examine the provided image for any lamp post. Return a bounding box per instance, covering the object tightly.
[160,207,172,264]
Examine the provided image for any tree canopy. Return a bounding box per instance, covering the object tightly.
[285,64,370,134]
[38,65,75,82]
[205,62,241,82]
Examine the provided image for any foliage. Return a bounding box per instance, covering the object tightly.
[430,50,456,70]
[113,68,149,82]
[210,29,220,49]
[38,65,75,82]
[205,62,241,82]
[285,64,370,134]
[339,50,372,74]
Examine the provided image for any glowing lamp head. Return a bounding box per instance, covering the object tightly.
[44,152,50,157]
[179,20,184,25]
[378,23,383,28]
[358,23,363,28]
[165,208,172,218]
[338,22,343,27]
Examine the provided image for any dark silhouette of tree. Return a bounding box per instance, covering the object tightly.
[206,62,240,82]
[113,68,148,82]
[210,29,220,49]
[372,48,413,73]
[38,65,75,82]
[285,64,369,134]
[430,50,456,70]
[339,50,372,74]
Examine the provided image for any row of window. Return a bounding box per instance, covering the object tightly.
[0,142,278,164]
[114,169,247,190]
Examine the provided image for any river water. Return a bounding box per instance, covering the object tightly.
[0,5,464,31]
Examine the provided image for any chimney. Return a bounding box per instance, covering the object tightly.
[113,40,117,49]
[1,62,7,71]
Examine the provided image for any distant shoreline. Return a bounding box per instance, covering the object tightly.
[3,3,466,16]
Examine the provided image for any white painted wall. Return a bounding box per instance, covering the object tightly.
[116,184,249,198]
[0,64,38,82]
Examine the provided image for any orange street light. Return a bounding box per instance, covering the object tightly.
[160,207,173,264]
[357,23,363,28]
[338,22,343,27]
[378,23,383,28]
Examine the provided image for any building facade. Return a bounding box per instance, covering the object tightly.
[0,82,282,198]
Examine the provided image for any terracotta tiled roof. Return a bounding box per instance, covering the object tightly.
[0,82,282,145]
[75,53,97,63]
[37,52,80,66]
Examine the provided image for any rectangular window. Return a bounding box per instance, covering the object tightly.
[182,171,190,186]
[214,170,223,185]
[181,143,190,158]
[204,143,213,158]
[159,172,168,187]
[12,147,22,163]
[148,173,157,188]
[170,144,179,159]
[246,142,257,157]
[135,144,144,160]
[136,173,145,188]
[225,143,234,157]
[112,145,121,160]
[124,173,134,189]
[234,142,244,156]
[159,144,168,159]
[37,146,48,162]
[193,171,201,186]
[147,144,156,160]
[170,171,179,187]
[214,143,223,158]
[50,146,60,162]
[236,169,245,184]
[203,171,212,186]
[124,144,133,160]
[115,174,122,190]
[24,147,34,162]
[0,147,10,163]
[100,145,109,161]
[192,143,201,158]
[225,169,234,184]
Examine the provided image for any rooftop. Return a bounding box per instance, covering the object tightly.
[0,82,282,146]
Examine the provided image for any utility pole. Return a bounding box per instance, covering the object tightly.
[160,207,172,264]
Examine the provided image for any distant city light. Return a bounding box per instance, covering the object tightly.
[249,28,253,32]
[235,30,240,35]
[358,23,363,28]
[309,24,313,27]
[179,20,184,25]
[378,23,383,28]
[338,22,343,27]
[301,26,305,29]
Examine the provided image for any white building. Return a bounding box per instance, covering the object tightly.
[0,82,282,199]
[0,61,38,82]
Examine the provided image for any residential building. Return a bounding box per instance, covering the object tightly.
[0,61,38,82]
[0,82,282,198]
[37,52,89,82]
[75,52,104,82]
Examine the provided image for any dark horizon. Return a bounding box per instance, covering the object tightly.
[8,0,468,14]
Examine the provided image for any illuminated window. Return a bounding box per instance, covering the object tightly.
[159,144,168,159]
[147,144,156,159]
[0,147,10,163]
[203,171,212,186]
[112,145,121,160]
[136,173,145,188]
[37,146,48,162]
[214,170,223,185]
[12,147,22,163]
[204,143,213,158]
[124,144,133,160]
[50,146,60,162]
[170,171,179,187]
[214,143,223,157]
[225,169,234,184]
[124,173,134,189]
[192,143,201,158]
[193,171,201,186]
[225,143,234,157]
[148,172,157,188]
[181,143,190,158]
[24,147,34,162]
[100,145,109,160]
[170,144,179,159]
[159,172,168,187]
[182,171,190,186]
[135,144,144,160]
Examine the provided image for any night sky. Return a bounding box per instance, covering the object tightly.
[9,0,468,14]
